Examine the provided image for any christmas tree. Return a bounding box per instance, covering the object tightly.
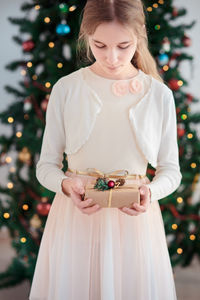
[0,0,199,288]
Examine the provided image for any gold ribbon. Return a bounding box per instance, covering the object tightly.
[67,167,146,179]
[108,189,112,207]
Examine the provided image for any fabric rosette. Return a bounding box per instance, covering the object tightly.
[111,78,142,96]
[129,78,142,94]
[111,80,129,96]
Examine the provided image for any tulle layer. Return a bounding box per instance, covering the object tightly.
[29,172,177,300]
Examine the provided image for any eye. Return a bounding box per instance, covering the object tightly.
[95,44,130,50]
[95,45,105,49]
[119,46,130,49]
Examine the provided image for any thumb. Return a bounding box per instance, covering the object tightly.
[72,179,85,195]
[140,189,145,195]
[139,186,145,195]
[139,185,148,200]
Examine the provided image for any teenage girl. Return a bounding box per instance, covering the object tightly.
[29,1,182,299]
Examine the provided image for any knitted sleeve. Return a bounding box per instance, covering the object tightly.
[146,89,182,202]
[35,79,69,195]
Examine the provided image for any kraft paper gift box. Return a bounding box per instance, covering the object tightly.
[81,181,140,208]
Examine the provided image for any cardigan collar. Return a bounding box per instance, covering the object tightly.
[64,68,162,169]
[80,67,154,112]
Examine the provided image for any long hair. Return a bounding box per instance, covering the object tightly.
[76,0,163,83]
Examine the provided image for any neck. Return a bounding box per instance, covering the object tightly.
[90,62,138,80]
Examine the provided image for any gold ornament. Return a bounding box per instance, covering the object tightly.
[30,214,42,229]
[41,196,48,203]
[18,147,31,163]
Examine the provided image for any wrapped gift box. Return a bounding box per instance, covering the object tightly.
[82,182,140,208]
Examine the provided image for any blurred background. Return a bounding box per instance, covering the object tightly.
[0,0,200,299]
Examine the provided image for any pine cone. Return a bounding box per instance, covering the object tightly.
[115,178,125,186]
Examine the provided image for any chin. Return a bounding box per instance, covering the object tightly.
[106,66,121,72]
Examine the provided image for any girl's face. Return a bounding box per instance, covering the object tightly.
[88,20,138,76]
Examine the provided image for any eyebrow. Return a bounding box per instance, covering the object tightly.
[92,39,131,45]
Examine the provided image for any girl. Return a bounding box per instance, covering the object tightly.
[29,0,182,299]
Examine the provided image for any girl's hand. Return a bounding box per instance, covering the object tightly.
[118,184,151,216]
[62,177,102,215]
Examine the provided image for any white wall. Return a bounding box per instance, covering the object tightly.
[174,0,200,110]
[0,0,26,112]
[0,0,26,186]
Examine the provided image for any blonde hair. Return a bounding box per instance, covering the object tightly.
[76,0,163,83]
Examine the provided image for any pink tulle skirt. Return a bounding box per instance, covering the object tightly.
[29,171,177,300]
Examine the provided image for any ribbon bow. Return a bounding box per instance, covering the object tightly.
[85,167,129,178]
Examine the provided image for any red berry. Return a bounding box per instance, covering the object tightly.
[107,180,115,188]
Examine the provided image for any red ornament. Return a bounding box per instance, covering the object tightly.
[22,40,35,52]
[147,168,155,176]
[182,35,192,47]
[177,128,185,137]
[186,93,193,103]
[177,124,185,137]
[107,180,115,188]
[41,98,49,111]
[168,79,180,91]
[179,146,184,156]
[172,7,178,17]
[36,203,51,216]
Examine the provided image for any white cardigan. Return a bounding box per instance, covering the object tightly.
[36,68,182,202]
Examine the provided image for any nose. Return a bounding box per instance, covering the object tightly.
[106,48,119,65]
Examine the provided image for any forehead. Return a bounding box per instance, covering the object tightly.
[90,21,136,44]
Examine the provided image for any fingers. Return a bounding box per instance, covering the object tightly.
[119,184,150,216]
[119,205,145,216]
[82,204,101,215]
[76,197,101,215]
[119,189,149,216]
[132,202,146,212]
[119,207,140,216]
[79,198,93,209]
[71,178,101,215]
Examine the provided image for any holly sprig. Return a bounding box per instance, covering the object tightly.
[94,177,110,190]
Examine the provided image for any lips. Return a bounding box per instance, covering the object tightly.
[107,66,120,70]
